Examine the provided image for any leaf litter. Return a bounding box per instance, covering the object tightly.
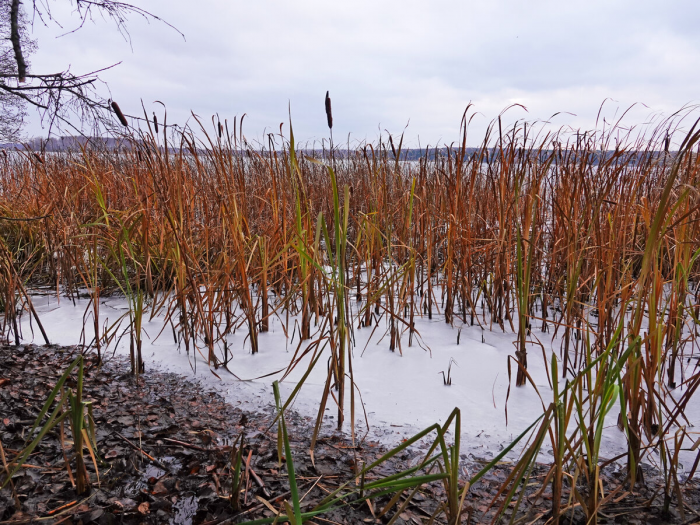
[1,344,699,524]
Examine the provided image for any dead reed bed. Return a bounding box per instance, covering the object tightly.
[1,108,700,522]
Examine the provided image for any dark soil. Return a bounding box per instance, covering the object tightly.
[1,344,698,524]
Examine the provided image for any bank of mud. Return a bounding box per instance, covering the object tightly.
[1,344,698,524]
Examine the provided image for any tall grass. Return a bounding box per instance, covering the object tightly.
[1,106,699,520]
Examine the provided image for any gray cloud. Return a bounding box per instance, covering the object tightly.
[24,0,700,146]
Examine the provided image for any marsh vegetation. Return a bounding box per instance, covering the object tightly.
[1,106,700,523]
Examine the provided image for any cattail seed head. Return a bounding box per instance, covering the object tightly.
[111,101,129,127]
[218,122,223,139]
[325,91,333,130]
[153,112,159,134]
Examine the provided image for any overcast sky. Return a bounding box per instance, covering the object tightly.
[24,0,700,147]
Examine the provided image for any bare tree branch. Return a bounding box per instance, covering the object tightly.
[0,0,182,141]
[31,0,185,43]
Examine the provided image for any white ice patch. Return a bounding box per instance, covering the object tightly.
[16,291,700,476]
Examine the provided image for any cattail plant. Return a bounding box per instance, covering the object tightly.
[0,105,699,522]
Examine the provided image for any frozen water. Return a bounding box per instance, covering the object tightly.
[16,291,700,476]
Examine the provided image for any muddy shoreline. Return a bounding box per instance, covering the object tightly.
[1,344,698,524]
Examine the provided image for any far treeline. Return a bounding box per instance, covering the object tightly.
[0,135,686,165]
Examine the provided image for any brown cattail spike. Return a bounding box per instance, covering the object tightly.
[325,91,333,130]
[111,101,129,127]
[218,122,223,139]
[153,113,159,134]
